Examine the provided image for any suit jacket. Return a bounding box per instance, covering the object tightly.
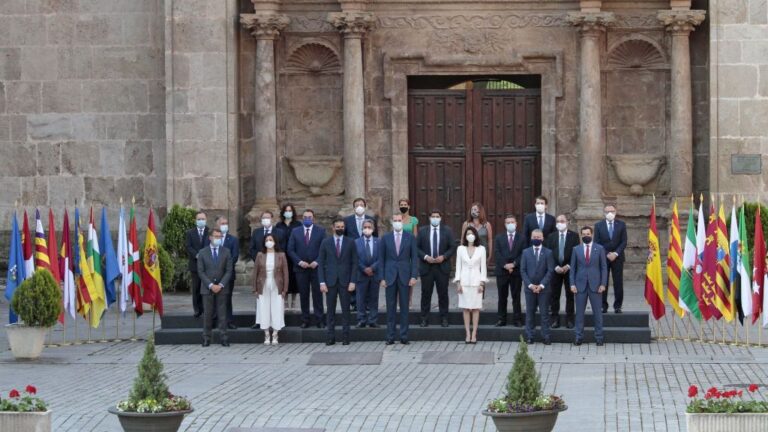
[252,252,289,296]
[185,226,210,273]
[197,246,233,294]
[249,226,283,260]
[343,214,379,239]
[593,219,628,263]
[287,224,326,272]
[318,236,359,287]
[522,212,556,246]
[493,230,525,277]
[416,224,457,275]
[520,246,555,289]
[355,235,381,282]
[544,230,580,267]
[378,231,419,286]
[569,243,608,293]
[221,233,239,267]
[453,245,488,286]
[274,220,301,251]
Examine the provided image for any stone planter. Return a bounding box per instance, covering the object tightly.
[108,407,193,432]
[0,410,52,432]
[5,324,49,359]
[607,154,665,196]
[686,412,768,432]
[482,407,567,432]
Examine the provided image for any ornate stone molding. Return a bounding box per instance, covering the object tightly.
[567,12,616,35]
[288,15,336,32]
[241,13,290,40]
[613,14,664,29]
[657,10,706,35]
[377,14,569,30]
[327,12,375,37]
[430,30,506,55]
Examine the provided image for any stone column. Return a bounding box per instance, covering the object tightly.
[328,12,374,203]
[568,12,614,218]
[658,10,705,199]
[241,13,289,221]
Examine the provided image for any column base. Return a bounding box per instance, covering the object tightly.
[573,198,606,222]
[247,198,280,231]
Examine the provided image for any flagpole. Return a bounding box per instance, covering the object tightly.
[115,280,120,341]
[131,312,137,341]
[683,314,690,341]
[87,309,93,343]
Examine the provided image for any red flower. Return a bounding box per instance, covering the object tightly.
[688,385,698,398]
[704,393,712,400]
[9,389,20,398]
[738,390,744,397]
[707,386,718,395]
[25,385,36,395]
[749,384,759,393]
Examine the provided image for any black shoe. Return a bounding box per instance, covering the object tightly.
[368,323,379,328]
[227,323,237,330]
[596,341,604,346]
[193,311,203,318]
[300,323,309,329]
[526,338,534,344]
[221,341,230,347]
[202,340,210,347]
[385,340,395,345]
[250,324,260,329]
[551,320,560,329]
[356,322,366,328]
[574,340,583,346]
[614,308,622,314]
[601,307,608,313]
[441,318,449,328]
[420,319,428,327]
[342,339,350,346]
[400,339,410,345]
[316,323,323,329]
[350,305,357,312]
[566,318,575,329]
[326,339,335,346]
[494,320,506,327]
[543,339,552,345]
[512,320,523,327]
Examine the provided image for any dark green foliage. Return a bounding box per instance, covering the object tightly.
[11,269,62,327]
[157,245,175,293]
[161,205,196,259]
[506,337,541,405]
[739,202,768,252]
[128,336,169,403]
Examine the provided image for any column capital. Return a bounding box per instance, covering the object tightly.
[240,13,290,40]
[567,12,615,36]
[327,12,375,37]
[657,10,706,35]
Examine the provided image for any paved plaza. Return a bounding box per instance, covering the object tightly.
[2,281,768,432]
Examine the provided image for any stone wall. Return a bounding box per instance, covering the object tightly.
[0,0,165,224]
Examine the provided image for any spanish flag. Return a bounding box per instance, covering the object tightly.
[666,201,685,317]
[645,198,665,320]
[141,209,163,316]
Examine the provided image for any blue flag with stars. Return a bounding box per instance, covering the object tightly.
[5,212,26,323]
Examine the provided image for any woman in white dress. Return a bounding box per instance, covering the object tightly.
[252,234,289,345]
[454,226,488,344]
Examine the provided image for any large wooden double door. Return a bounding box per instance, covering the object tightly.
[408,88,542,234]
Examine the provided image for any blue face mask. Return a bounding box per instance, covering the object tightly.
[430,217,441,227]
[211,238,222,247]
[303,218,313,228]
[196,219,206,228]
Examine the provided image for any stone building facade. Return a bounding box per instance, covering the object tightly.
[0,0,766,278]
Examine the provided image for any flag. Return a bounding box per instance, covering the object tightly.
[5,213,26,324]
[141,209,163,316]
[34,209,51,273]
[60,210,77,320]
[645,199,665,320]
[702,202,721,319]
[666,200,685,317]
[754,205,766,325]
[128,206,143,316]
[730,202,743,323]
[46,209,63,324]
[100,207,120,306]
[694,201,713,320]
[680,199,702,319]
[738,203,752,324]
[74,207,105,327]
[21,210,35,277]
[117,205,132,315]
[87,208,107,322]
[714,203,733,321]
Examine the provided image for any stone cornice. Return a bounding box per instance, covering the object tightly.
[241,13,290,40]
[657,10,706,35]
[328,12,375,36]
[567,11,615,35]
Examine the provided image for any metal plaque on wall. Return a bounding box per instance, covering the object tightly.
[731,154,762,175]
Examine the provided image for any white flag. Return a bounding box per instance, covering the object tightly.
[117,206,131,315]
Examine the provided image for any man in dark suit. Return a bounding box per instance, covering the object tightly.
[522,195,556,246]
[198,228,234,347]
[379,212,419,345]
[355,219,381,328]
[318,218,358,345]
[185,211,209,318]
[593,204,627,314]
[494,215,525,327]
[520,229,555,345]
[570,226,608,346]
[417,209,456,327]
[216,215,239,330]
[544,214,580,329]
[287,209,326,328]
[249,210,282,260]
[344,197,378,239]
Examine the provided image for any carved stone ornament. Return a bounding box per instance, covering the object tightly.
[287,156,344,195]
[327,12,375,36]
[377,14,569,29]
[285,43,341,74]
[606,38,667,69]
[241,13,290,39]
[567,12,616,34]
[657,10,706,34]
[608,154,666,196]
[430,30,506,54]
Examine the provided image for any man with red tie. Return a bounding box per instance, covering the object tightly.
[287,209,327,328]
[570,226,608,346]
[318,218,358,345]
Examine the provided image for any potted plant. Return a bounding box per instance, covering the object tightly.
[7,269,61,359]
[482,338,567,432]
[108,337,192,432]
[686,384,768,431]
[0,385,51,432]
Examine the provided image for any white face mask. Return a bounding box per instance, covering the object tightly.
[220,224,229,234]
[392,221,403,231]
[265,240,275,249]
[355,206,365,216]
[261,218,272,227]
[466,234,476,244]
[505,223,516,233]
[605,212,616,221]
[556,222,567,232]
[362,228,373,237]
[283,211,293,219]
[535,203,546,214]
[211,238,222,247]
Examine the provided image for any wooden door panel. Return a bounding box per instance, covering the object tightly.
[482,156,541,234]
[410,157,466,233]
[408,91,467,152]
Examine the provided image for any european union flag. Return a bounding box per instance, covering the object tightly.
[100,207,119,306]
[5,213,26,323]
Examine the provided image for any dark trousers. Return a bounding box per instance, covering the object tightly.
[497,272,522,322]
[525,287,551,340]
[602,260,624,310]
[420,265,450,319]
[575,288,604,342]
[212,278,235,324]
[203,291,228,342]
[191,270,203,315]
[549,271,575,318]
[356,276,379,324]
[326,284,352,340]
[296,269,324,324]
[386,280,410,342]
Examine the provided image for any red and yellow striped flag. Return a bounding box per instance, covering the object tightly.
[666,200,685,317]
[34,209,51,272]
[645,198,666,320]
[714,202,733,321]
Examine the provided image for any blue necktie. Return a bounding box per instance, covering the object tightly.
[366,238,372,262]
[213,247,218,262]
[608,221,614,240]
[432,228,438,258]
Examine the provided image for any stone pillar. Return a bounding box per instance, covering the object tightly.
[568,12,614,218]
[241,13,289,222]
[658,10,705,199]
[328,12,374,203]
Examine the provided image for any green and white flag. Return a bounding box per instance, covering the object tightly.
[680,201,702,319]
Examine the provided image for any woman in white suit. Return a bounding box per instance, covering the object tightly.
[454,226,488,343]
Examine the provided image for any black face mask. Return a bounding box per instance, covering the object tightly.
[335,229,345,237]
[582,236,592,244]
[531,239,543,247]
[399,207,409,214]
